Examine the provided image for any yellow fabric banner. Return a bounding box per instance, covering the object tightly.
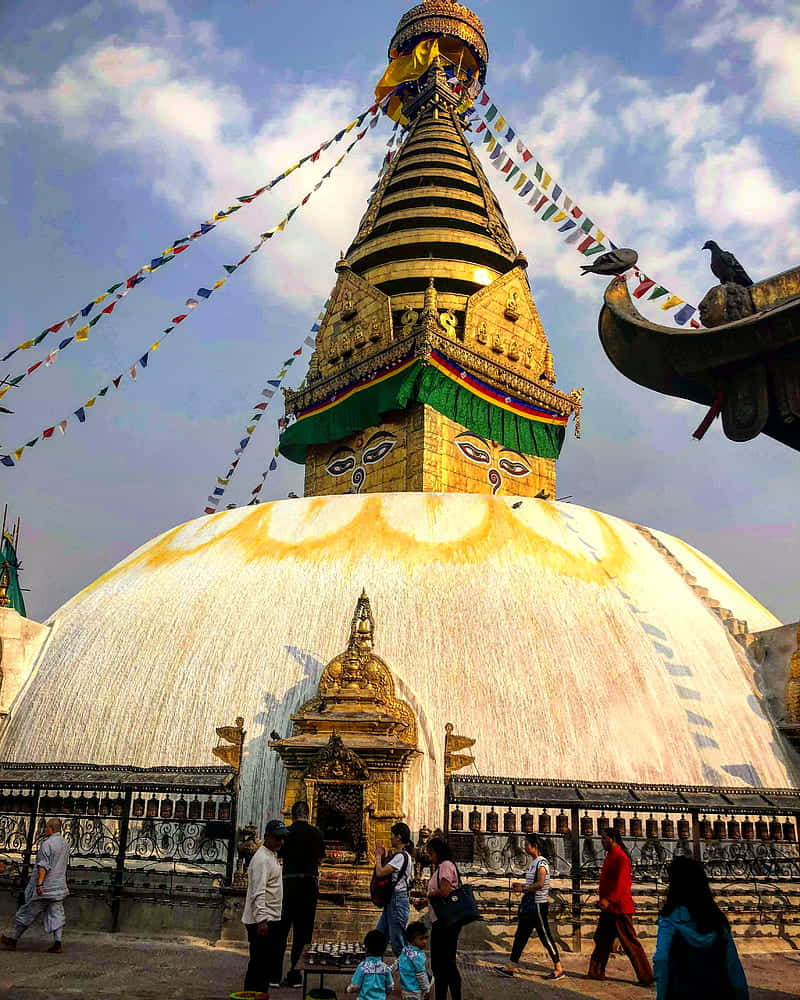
[660,295,684,310]
[75,326,89,341]
[375,39,441,101]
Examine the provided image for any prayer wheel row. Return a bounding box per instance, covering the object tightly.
[449,805,798,843]
[0,789,231,822]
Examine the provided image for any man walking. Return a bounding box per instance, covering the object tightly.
[242,819,289,993]
[2,818,70,953]
[280,801,325,988]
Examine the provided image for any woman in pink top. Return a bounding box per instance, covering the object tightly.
[412,837,461,1000]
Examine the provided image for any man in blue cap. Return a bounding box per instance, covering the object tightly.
[242,819,289,992]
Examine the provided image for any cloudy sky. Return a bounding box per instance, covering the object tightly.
[0,0,798,624]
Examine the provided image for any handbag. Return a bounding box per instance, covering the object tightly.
[370,849,409,909]
[431,863,481,930]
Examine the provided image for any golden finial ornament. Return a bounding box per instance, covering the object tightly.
[212,716,246,772]
[444,722,476,779]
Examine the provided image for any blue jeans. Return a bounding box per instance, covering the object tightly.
[377,890,410,957]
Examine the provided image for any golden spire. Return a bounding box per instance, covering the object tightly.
[350,589,375,650]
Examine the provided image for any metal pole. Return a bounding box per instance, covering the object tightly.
[570,805,582,954]
[110,788,133,933]
[225,781,239,888]
[691,810,701,863]
[19,784,41,902]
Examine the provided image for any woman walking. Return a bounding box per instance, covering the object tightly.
[374,822,414,958]
[653,855,748,999]
[501,834,564,981]
[413,837,462,1000]
[586,828,654,986]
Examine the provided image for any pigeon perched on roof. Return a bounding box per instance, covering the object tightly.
[702,241,753,287]
[580,247,638,276]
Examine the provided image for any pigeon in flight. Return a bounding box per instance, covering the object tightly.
[702,241,753,286]
[580,247,638,276]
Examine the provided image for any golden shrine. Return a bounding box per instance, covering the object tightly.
[269,592,419,863]
[280,2,582,501]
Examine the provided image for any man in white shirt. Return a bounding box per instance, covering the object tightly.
[242,819,289,992]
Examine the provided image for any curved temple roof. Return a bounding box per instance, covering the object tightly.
[1,494,793,830]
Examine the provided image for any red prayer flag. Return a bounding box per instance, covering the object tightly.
[633,278,656,299]
[501,159,513,174]
[254,402,268,411]
[301,194,311,205]
[48,322,64,334]
[126,275,138,288]
[172,314,187,323]
[27,361,43,374]
[293,348,302,356]
[534,195,548,212]
[311,149,322,162]
[571,206,583,218]
[368,102,378,114]
[690,319,701,329]
[237,254,250,266]
[479,92,490,106]
[357,129,367,140]
[577,236,595,253]
[203,506,217,514]
[475,122,486,134]
[173,245,189,255]
[113,376,122,388]
[251,484,263,495]
[521,150,533,163]
[102,302,116,315]
[42,426,55,439]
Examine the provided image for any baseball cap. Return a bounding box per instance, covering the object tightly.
[264,819,289,838]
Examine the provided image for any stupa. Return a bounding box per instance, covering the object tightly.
[0,0,797,849]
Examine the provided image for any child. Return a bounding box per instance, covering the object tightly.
[348,929,394,999]
[392,920,432,1000]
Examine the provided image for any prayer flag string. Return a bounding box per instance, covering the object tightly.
[202,303,329,514]
[0,112,383,468]
[472,90,701,328]
[0,97,390,374]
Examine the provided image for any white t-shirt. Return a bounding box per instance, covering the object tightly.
[525,856,550,903]
[387,850,413,893]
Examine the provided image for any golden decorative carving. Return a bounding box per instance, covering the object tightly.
[786,621,800,723]
[304,733,370,781]
[523,346,534,369]
[391,1,488,74]
[476,322,488,345]
[505,290,520,322]
[401,308,419,330]
[491,333,504,354]
[354,323,366,348]
[341,290,356,320]
[212,716,245,773]
[0,564,10,609]
[370,320,382,343]
[444,722,475,780]
[507,337,520,362]
[439,310,457,337]
[540,348,556,385]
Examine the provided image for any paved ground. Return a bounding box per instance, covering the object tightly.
[0,932,798,999]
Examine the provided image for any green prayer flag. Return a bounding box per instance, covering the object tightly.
[505,165,519,182]
[98,386,109,396]
[583,243,608,257]
[534,163,543,180]
[648,286,669,300]
[89,314,102,327]
[541,203,558,221]
[107,282,124,293]
[33,331,49,345]
[581,218,594,233]
[485,104,498,121]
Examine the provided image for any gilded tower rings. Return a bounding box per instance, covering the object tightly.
[390,1,489,78]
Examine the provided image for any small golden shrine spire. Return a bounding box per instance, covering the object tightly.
[350,589,375,650]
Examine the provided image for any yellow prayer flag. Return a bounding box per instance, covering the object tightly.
[278,368,288,377]
[75,326,89,341]
[150,340,162,352]
[345,120,357,133]
[513,173,527,191]
[0,386,9,400]
[551,211,567,223]
[85,397,96,408]
[20,340,34,350]
[141,266,151,273]
[375,38,440,101]
[335,154,345,167]
[542,172,552,189]
[276,219,288,233]
[284,163,299,177]
[213,279,226,289]
[487,136,497,152]
[495,116,507,132]
[246,424,256,434]
[94,293,108,304]
[660,295,684,310]
[274,446,280,456]
[595,230,605,242]
[13,448,23,461]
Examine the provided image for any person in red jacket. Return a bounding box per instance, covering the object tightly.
[586,829,654,986]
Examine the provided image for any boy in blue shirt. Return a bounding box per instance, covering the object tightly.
[347,930,394,1000]
[391,921,432,1000]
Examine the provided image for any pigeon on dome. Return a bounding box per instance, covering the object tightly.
[702,240,753,287]
[579,248,638,277]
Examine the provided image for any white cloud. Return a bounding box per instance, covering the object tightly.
[741,18,800,131]
[45,0,103,33]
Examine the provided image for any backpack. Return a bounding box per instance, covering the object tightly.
[370,850,409,909]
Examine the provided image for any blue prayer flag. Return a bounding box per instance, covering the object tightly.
[0,455,14,467]
[200,223,216,234]
[81,303,93,317]
[74,407,86,423]
[674,304,696,325]
[59,337,74,350]
[551,184,562,202]
[213,487,225,496]
[558,219,577,232]
[505,127,515,142]
[139,354,148,368]
[269,458,278,471]
[197,288,213,298]
[267,379,281,387]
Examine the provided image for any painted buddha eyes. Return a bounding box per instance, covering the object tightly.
[326,452,356,477]
[362,435,396,465]
[455,439,491,464]
[498,456,532,478]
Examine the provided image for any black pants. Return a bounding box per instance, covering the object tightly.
[280,877,319,975]
[244,921,283,991]
[510,902,560,965]
[431,921,462,1000]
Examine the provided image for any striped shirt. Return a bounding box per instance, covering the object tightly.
[525,856,550,903]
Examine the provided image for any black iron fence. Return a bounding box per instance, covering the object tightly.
[444,775,800,949]
[0,763,238,930]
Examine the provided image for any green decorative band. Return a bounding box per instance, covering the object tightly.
[279,352,567,465]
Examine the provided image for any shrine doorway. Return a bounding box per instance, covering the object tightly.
[315,782,364,861]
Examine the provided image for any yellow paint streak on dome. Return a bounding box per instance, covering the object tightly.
[74,495,635,605]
